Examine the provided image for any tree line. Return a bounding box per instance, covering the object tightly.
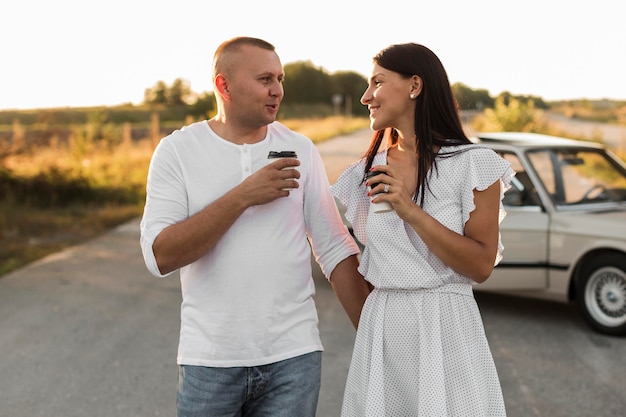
[141,60,549,120]
[0,61,585,129]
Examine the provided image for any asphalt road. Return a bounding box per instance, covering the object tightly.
[1,127,625,417]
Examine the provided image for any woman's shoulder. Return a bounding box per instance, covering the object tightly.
[438,143,500,163]
[438,143,513,189]
[343,149,387,175]
[440,142,490,152]
[341,158,366,180]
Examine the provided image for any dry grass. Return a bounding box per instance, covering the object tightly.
[0,116,369,277]
[282,116,370,143]
[0,204,143,276]
[0,139,154,276]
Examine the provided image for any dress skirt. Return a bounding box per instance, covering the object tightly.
[340,284,507,417]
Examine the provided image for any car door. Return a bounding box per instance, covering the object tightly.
[478,150,550,290]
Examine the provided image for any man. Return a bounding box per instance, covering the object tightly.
[139,36,370,417]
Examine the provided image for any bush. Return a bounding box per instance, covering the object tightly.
[0,167,143,208]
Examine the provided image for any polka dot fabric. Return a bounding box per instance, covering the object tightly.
[331,145,513,416]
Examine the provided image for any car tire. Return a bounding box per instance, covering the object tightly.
[576,253,626,336]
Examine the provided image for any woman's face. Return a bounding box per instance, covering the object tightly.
[361,63,415,132]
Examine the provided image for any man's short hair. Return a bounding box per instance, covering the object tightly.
[212,37,276,81]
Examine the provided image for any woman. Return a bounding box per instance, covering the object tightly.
[332,43,513,416]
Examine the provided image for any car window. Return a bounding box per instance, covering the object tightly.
[527,148,626,206]
[498,152,541,207]
[526,151,556,195]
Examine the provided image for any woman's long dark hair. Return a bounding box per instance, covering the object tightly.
[362,43,472,206]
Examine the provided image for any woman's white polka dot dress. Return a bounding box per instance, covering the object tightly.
[332,145,513,416]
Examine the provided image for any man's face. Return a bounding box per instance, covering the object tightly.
[225,45,285,128]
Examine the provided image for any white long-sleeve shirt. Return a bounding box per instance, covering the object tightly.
[140,121,359,367]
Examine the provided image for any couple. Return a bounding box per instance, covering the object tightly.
[140,36,513,417]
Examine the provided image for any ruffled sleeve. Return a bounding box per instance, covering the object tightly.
[457,146,515,265]
[331,152,387,246]
[331,159,369,245]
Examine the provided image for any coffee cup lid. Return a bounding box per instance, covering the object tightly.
[268,151,298,158]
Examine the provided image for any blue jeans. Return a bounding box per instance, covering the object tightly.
[176,351,322,417]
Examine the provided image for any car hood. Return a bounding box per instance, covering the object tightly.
[553,209,626,242]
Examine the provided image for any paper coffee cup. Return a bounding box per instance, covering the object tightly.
[267,151,298,190]
[365,170,393,213]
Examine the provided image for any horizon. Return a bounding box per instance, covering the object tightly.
[1,84,623,114]
[3,0,626,110]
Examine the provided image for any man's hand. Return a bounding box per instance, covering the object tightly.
[152,158,301,275]
[239,158,301,206]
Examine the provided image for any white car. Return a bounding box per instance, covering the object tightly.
[473,132,626,335]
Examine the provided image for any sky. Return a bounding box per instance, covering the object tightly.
[2,0,625,111]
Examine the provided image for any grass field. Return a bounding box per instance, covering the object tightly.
[3,109,624,278]
[0,116,369,276]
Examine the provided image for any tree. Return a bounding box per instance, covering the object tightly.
[189,91,216,119]
[283,61,333,104]
[167,78,192,106]
[144,80,168,105]
[472,96,548,132]
[330,71,368,116]
[452,83,494,110]
[143,78,193,106]
[493,91,548,110]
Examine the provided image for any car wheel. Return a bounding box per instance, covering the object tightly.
[576,254,626,336]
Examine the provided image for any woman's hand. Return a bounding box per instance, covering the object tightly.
[366,165,417,220]
[367,165,502,283]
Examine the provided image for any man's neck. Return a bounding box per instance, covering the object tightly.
[207,118,268,145]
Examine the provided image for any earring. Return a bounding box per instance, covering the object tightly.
[410,93,416,99]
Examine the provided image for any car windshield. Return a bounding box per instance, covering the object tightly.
[526,148,626,206]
